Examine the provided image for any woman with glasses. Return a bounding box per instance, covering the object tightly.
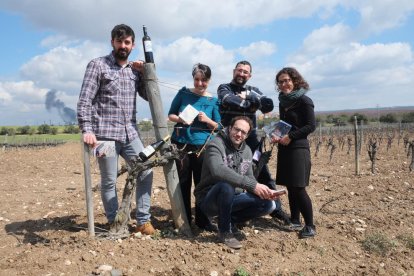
[271,67,316,238]
[168,63,221,232]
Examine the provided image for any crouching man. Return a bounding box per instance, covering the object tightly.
[194,116,279,249]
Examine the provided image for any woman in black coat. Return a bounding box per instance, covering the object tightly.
[271,67,316,238]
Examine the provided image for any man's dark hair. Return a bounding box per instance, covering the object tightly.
[111,24,135,42]
[230,116,253,132]
[235,60,252,73]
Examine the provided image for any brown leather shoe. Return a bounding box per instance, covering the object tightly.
[135,221,156,235]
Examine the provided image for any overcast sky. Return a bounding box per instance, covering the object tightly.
[0,0,413,126]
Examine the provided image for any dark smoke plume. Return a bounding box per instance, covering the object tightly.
[45,90,76,124]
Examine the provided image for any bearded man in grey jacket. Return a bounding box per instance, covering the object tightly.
[195,116,280,249]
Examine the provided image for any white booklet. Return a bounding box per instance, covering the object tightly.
[263,120,292,138]
[179,104,199,125]
[91,141,116,157]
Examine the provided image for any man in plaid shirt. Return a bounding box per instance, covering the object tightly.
[77,24,155,235]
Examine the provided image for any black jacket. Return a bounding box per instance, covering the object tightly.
[279,95,316,149]
[218,82,274,128]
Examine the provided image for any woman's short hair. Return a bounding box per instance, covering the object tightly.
[192,63,212,80]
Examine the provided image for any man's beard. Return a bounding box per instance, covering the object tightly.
[234,76,247,86]
[114,48,131,61]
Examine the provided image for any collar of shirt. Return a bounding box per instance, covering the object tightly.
[109,51,132,69]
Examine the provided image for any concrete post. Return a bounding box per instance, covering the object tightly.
[142,63,192,237]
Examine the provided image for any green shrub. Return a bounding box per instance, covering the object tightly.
[38,124,51,134]
[397,233,414,250]
[361,233,395,256]
[234,267,250,276]
[50,127,58,135]
[17,125,31,135]
[63,125,80,134]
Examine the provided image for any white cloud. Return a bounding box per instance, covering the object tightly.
[0,89,12,106]
[353,0,414,35]
[0,0,340,41]
[301,23,353,55]
[0,81,46,104]
[20,41,108,94]
[40,35,77,48]
[156,36,233,73]
[293,42,413,78]
[0,80,79,125]
[0,1,413,124]
[155,36,236,94]
[1,1,411,43]
[238,41,276,62]
[288,40,414,111]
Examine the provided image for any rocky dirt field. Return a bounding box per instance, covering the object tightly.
[0,136,413,275]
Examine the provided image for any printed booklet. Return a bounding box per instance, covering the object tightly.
[179,104,199,125]
[91,141,116,157]
[263,120,292,138]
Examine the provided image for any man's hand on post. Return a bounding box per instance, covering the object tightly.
[83,132,97,148]
[131,60,145,73]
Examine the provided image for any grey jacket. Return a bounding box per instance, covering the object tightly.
[194,129,257,203]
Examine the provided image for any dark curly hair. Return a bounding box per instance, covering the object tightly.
[275,67,309,91]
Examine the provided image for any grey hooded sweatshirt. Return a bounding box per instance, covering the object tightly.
[194,128,257,204]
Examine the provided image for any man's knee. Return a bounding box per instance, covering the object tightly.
[267,200,277,214]
[216,182,234,197]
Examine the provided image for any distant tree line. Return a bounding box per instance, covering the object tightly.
[255,111,414,128]
[315,111,414,126]
[0,124,80,136]
[1,120,162,136]
[3,111,414,136]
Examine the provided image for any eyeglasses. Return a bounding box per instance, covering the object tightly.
[235,68,250,75]
[277,78,292,85]
[231,126,249,137]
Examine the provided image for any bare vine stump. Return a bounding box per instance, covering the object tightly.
[329,144,337,163]
[314,140,322,157]
[407,140,414,172]
[368,139,378,174]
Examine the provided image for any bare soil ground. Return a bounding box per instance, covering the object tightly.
[0,139,413,275]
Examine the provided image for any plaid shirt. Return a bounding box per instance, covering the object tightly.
[77,52,148,143]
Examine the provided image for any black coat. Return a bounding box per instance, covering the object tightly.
[276,95,315,187]
[279,95,316,149]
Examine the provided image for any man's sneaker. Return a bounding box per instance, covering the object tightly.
[271,209,291,225]
[135,221,156,235]
[298,225,316,239]
[218,232,242,249]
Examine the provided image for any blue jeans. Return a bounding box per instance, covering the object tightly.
[199,182,276,233]
[97,138,153,225]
